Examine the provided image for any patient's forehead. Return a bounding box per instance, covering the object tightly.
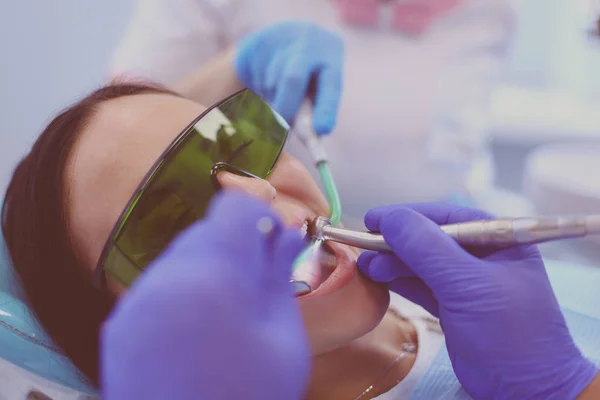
[65,93,206,269]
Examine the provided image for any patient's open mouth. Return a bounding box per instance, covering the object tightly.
[318,243,337,282]
[292,241,356,297]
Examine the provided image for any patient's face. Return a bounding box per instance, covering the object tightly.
[65,93,389,355]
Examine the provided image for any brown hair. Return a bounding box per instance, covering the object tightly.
[2,82,176,386]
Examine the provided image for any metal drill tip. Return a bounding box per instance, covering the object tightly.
[307,216,332,240]
[306,219,318,238]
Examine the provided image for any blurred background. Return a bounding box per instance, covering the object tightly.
[2,0,600,265]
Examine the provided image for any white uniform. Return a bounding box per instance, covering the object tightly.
[111,0,518,228]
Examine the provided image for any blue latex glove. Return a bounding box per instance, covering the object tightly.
[101,191,310,400]
[357,203,598,400]
[235,21,343,135]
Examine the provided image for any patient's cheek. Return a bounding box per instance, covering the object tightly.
[268,154,330,216]
[271,201,313,228]
[299,273,389,355]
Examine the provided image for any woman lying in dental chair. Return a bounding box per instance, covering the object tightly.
[2,21,600,400]
[3,80,444,399]
[2,20,445,399]
[3,79,600,399]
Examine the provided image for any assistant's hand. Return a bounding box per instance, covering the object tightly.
[235,21,343,135]
[357,203,598,400]
[101,191,310,400]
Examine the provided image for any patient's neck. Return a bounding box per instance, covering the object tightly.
[306,309,418,400]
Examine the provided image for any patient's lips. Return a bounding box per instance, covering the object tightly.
[312,242,356,296]
[283,211,355,297]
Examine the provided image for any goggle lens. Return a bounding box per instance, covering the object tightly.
[96,89,289,287]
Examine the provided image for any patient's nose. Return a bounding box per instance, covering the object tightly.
[217,171,277,204]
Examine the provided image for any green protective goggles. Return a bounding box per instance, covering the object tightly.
[93,89,289,288]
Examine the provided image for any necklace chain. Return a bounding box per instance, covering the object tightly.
[352,342,417,400]
[352,311,420,400]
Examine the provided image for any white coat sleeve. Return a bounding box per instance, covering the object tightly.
[110,0,257,86]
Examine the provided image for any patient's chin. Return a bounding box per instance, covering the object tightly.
[301,272,390,355]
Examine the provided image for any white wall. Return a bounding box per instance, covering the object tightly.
[0,1,592,194]
[0,1,135,192]
[505,0,590,94]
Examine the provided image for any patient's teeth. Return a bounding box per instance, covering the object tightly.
[300,220,308,238]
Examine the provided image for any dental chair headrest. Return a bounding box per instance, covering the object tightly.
[0,232,25,301]
[0,231,97,396]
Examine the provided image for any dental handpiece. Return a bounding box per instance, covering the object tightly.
[308,215,600,251]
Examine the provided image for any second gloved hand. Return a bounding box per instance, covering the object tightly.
[357,203,598,400]
[235,21,343,135]
[102,191,310,400]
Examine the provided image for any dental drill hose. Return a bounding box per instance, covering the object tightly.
[290,102,343,294]
[294,103,342,226]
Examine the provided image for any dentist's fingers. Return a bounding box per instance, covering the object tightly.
[312,66,342,135]
[264,51,287,102]
[387,278,439,317]
[365,202,494,232]
[358,252,439,316]
[357,252,417,281]
[272,57,314,125]
[266,228,307,297]
[376,208,476,292]
[203,191,282,278]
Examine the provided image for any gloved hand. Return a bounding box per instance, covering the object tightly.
[235,21,343,135]
[101,191,310,400]
[357,203,598,400]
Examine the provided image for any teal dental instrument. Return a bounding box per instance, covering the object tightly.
[290,103,342,295]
